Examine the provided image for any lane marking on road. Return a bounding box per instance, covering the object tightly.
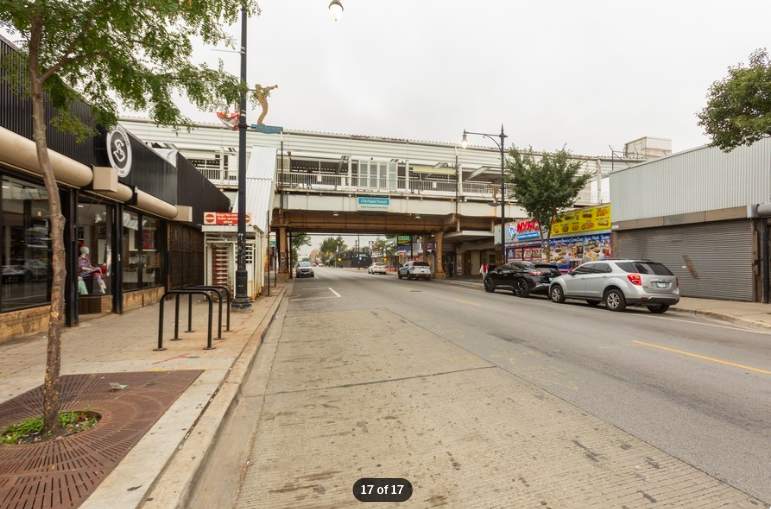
[291,288,342,301]
[641,314,769,334]
[454,299,481,307]
[631,340,771,374]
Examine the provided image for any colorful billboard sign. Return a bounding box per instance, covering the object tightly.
[549,233,611,271]
[507,233,612,272]
[551,204,611,236]
[397,235,412,246]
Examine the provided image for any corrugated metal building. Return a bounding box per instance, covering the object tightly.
[610,138,771,302]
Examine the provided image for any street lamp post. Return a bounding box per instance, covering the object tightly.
[233,2,250,310]
[461,126,508,266]
[232,1,344,310]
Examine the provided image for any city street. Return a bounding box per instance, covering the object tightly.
[193,267,770,507]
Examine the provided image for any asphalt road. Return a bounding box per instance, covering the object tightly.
[291,267,771,503]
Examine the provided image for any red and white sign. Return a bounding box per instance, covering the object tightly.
[517,220,540,234]
[204,212,252,226]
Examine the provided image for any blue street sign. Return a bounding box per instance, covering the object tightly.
[250,124,284,134]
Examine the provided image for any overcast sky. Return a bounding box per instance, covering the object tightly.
[177,0,770,159]
[217,0,767,255]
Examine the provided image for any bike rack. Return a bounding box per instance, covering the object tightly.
[157,290,214,351]
[185,285,231,333]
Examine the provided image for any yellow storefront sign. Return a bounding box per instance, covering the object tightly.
[551,204,611,236]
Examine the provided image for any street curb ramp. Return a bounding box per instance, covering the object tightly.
[138,285,288,509]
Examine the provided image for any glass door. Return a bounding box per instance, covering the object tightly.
[76,199,113,314]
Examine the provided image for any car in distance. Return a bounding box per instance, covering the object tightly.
[295,261,315,278]
[397,261,432,280]
[484,261,561,297]
[549,259,679,313]
[368,263,387,275]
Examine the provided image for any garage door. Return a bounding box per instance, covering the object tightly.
[614,220,754,301]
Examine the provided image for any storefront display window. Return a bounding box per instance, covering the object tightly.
[122,211,164,291]
[77,201,112,299]
[141,217,162,288]
[1,176,52,312]
[122,211,141,291]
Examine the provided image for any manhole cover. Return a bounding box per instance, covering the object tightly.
[0,371,201,509]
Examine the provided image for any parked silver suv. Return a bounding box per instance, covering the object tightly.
[549,260,679,313]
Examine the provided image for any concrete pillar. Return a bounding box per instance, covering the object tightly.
[278,227,289,281]
[434,231,445,279]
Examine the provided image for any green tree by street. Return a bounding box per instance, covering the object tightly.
[506,147,593,262]
[697,48,771,152]
[0,0,257,433]
[372,236,396,256]
[290,232,311,265]
[319,236,347,261]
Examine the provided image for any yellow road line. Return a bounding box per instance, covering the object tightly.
[455,299,481,307]
[632,340,771,375]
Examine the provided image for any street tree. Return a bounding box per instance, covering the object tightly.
[290,233,311,265]
[372,237,396,256]
[506,147,593,262]
[0,0,257,433]
[697,48,771,152]
[319,236,347,260]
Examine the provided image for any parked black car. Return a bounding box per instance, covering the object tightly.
[484,261,561,297]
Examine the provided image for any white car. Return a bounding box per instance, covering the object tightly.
[368,263,387,275]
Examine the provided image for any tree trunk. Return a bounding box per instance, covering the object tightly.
[30,52,65,434]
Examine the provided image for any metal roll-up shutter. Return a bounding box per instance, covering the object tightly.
[614,220,754,301]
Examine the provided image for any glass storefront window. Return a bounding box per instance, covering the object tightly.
[141,217,162,288]
[1,176,52,312]
[77,201,112,298]
[122,211,141,291]
[121,211,164,291]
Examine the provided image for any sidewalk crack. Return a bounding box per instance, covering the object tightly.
[265,365,496,396]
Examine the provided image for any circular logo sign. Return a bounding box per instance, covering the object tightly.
[106,125,132,178]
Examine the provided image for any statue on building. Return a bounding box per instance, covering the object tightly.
[253,83,278,125]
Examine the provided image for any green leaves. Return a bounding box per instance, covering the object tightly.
[291,232,311,264]
[697,48,771,152]
[505,146,593,246]
[372,237,396,256]
[319,236,348,259]
[0,0,260,133]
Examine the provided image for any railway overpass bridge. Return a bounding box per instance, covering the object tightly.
[118,118,647,278]
[272,176,525,278]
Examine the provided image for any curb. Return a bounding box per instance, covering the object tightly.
[669,306,771,332]
[139,285,289,509]
[434,279,771,332]
[432,279,485,290]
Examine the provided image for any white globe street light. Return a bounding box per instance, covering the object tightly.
[329,0,344,21]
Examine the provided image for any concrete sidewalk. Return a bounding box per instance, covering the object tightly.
[233,307,762,507]
[0,284,286,509]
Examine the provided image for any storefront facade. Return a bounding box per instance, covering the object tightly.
[0,36,230,343]
[610,139,771,302]
[504,204,612,272]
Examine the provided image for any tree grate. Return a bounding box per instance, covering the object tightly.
[0,371,202,509]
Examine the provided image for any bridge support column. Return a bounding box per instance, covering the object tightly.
[278,227,289,282]
[421,235,430,263]
[434,231,445,279]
